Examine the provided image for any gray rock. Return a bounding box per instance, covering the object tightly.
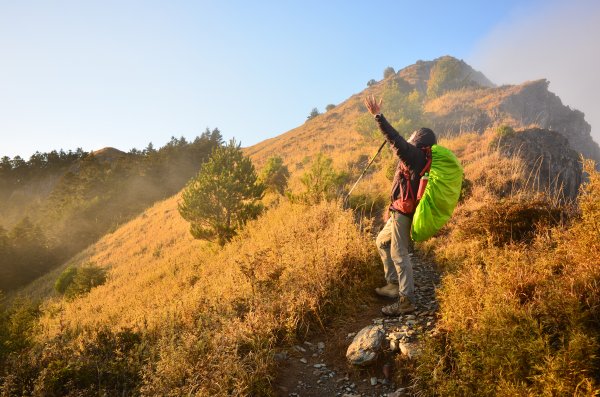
[387,388,407,397]
[346,325,385,366]
[398,342,420,359]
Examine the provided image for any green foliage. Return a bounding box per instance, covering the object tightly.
[307,107,320,120]
[0,218,57,292]
[357,79,425,141]
[496,124,516,138]
[0,299,40,364]
[1,327,145,396]
[54,263,107,299]
[325,103,336,111]
[298,153,348,203]
[367,79,377,87]
[0,128,223,292]
[54,265,77,294]
[427,57,474,98]
[383,66,395,79]
[259,156,290,195]
[178,140,265,246]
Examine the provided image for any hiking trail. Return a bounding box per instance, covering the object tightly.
[273,253,441,397]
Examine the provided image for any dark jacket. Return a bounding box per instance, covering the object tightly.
[375,114,437,216]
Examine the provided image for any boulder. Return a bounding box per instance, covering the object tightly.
[346,325,385,366]
[499,128,583,199]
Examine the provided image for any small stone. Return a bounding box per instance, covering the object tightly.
[398,342,420,359]
[318,341,325,350]
[274,351,288,361]
[314,363,326,368]
[387,387,407,397]
[293,345,306,353]
[370,377,378,386]
[299,358,308,364]
[304,341,314,347]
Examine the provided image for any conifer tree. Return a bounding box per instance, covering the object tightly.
[178,140,264,246]
[259,156,290,195]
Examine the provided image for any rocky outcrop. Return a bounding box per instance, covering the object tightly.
[498,128,583,200]
[499,80,599,163]
[426,79,600,165]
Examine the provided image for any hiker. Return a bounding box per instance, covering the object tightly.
[364,95,437,315]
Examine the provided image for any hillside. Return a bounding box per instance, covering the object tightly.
[247,56,599,173]
[2,56,599,396]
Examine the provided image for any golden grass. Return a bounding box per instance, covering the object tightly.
[26,197,377,395]
[413,135,600,395]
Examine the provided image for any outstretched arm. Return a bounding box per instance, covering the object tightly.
[364,95,411,161]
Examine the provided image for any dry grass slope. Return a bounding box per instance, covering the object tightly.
[27,198,377,395]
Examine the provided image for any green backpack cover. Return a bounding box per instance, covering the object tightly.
[411,144,463,241]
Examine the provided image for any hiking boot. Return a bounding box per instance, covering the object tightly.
[375,283,399,298]
[381,297,416,316]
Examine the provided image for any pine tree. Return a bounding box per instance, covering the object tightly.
[178,140,264,246]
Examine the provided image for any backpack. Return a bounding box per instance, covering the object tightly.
[411,144,463,241]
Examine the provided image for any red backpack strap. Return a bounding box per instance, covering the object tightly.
[419,147,432,177]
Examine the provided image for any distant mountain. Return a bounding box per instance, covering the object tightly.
[247,56,599,171]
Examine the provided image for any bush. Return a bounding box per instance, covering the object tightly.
[307,107,320,120]
[55,263,107,299]
[297,153,348,203]
[54,265,77,294]
[367,79,377,87]
[496,124,515,138]
[383,66,396,79]
[1,327,145,396]
[259,156,290,195]
[325,104,336,111]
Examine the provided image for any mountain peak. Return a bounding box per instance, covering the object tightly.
[90,147,127,162]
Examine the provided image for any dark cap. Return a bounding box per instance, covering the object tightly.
[408,127,437,148]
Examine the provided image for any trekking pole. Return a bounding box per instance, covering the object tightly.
[344,140,387,203]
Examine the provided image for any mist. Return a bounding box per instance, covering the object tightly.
[470,0,600,144]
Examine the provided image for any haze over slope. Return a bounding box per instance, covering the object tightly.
[21,55,595,302]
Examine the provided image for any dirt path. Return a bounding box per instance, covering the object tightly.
[272,253,441,397]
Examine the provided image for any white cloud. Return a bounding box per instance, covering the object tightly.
[470,0,600,144]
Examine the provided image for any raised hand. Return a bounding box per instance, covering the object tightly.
[364,95,383,115]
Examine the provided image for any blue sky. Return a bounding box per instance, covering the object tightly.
[1,0,597,158]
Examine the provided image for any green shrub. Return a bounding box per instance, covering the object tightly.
[1,327,145,396]
[55,263,107,299]
[54,265,77,294]
[297,153,348,203]
[496,124,515,138]
[383,66,396,79]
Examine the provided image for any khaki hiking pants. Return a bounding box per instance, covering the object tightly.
[376,211,415,303]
